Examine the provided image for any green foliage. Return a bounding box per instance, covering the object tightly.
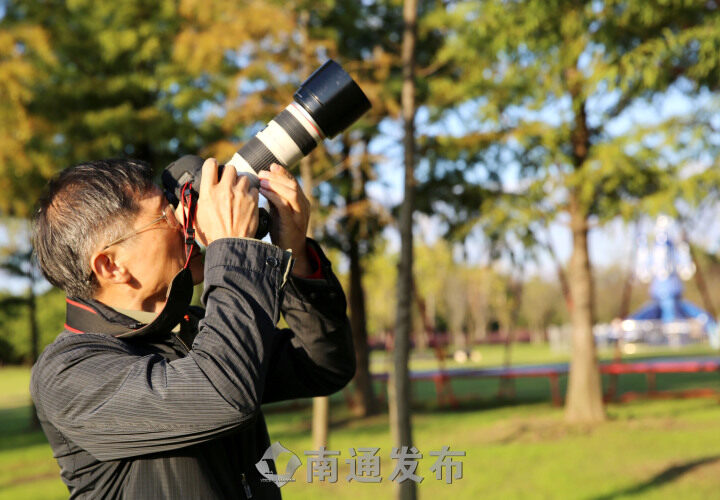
[0,0,350,210]
[0,0,414,366]
[421,0,720,235]
[5,0,191,173]
[359,239,574,342]
[4,0,720,364]
[0,19,55,216]
[0,287,64,364]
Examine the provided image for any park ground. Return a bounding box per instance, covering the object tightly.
[2,344,720,499]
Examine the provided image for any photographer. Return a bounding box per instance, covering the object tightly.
[30,157,355,499]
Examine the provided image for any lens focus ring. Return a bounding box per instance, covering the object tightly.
[237,137,283,172]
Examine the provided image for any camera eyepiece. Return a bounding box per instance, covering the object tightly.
[162,155,271,240]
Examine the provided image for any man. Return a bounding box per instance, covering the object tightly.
[30,157,355,499]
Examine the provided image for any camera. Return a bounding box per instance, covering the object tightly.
[162,59,371,240]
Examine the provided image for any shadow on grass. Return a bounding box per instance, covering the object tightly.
[591,455,720,500]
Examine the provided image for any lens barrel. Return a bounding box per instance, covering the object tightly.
[226,59,371,177]
[162,60,370,242]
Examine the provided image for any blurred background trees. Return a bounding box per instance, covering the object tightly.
[2,0,720,458]
[417,0,720,422]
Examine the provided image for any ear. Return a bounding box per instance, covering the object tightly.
[90,250,132,287]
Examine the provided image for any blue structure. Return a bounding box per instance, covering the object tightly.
[623,216,719,349]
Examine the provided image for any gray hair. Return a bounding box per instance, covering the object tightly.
[32,158,155,299]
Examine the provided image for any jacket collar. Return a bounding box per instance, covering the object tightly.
[64,268,195,338]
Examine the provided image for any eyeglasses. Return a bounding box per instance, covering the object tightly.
[101,205,181,251]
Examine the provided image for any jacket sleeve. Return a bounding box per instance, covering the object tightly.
[261,239,356,404]
[30,238,292,461]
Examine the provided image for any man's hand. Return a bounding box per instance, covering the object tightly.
[258,164,312,276]
[186,158,259,246]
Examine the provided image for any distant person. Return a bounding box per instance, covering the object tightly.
[30,157,355,499]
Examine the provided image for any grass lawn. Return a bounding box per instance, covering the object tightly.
[2,344,720,499]
[0,367,67,500]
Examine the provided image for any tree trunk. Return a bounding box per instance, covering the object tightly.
[617,269,634,320]
[311,396,329,449]
[299,155,331,448]
[346,136,378,417]
[685,238,717,319]
[617,223,637,319]
[295,10,330,445]
[498,328,516,399]
[414,285,438,349]
[299,157,316,233]
[446,276,467,350]
[416,295,432,350]
[564,191,605,423]
[499,278,522,399]
[540,231,572,310]
[467,278,488,344]
[563,83,605,423]
[349,236,377,416]
[389,0,417,498]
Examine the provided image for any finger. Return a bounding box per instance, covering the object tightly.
[246,190,260,235]
[270,163,294,180]
[260,181,303,212]
[258,173,301,198]
[220,162,236,188]
[257,175,298,194]
[200,158,219,197]
[260,187,292,212]
[258,168,299,191]
[258,164,291,178]
[236,175,251,194]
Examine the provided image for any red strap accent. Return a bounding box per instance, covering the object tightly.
[298,244,324,280]
[66,298,97,315]
[64,323,84,334]
[180,182,196,268]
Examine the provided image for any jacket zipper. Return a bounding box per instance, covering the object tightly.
[241,473,252,498]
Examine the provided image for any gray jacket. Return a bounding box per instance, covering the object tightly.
[30,238,355,499]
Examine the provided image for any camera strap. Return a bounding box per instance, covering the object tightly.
[179,181,197,269]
